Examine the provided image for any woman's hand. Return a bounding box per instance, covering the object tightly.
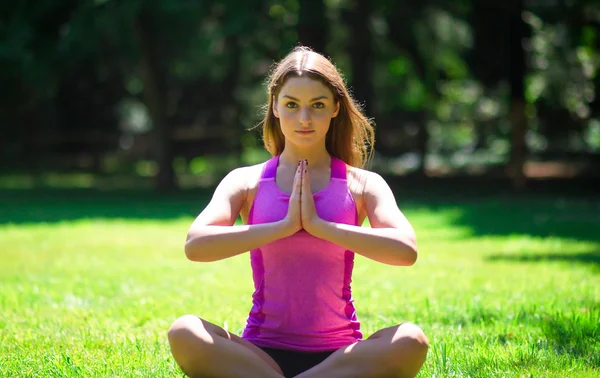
[300,159,323,235]
[282,159,324,236]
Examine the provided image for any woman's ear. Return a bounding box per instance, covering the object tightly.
[332,101,340,118]
[272,96,280,118]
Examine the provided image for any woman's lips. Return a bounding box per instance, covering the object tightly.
[296,130,315,134]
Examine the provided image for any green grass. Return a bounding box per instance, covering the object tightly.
[0,189,599,377]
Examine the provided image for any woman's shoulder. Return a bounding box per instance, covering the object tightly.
[346,164,382,183]
[346,165,389,195]
[229,154,279,190]
[227,161,269,190]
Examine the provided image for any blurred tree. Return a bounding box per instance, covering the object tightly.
[378,0,431,170]
[134,5,173,190]
[381,0,473,175]
[298,0,327,54]
[528,0,600,156]
[345,0,374,119]
[509,0,528,189]
[2,0,600,188]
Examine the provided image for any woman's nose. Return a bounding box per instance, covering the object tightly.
[299,106,311,125]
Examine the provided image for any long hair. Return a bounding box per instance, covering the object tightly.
[258,46,375,168]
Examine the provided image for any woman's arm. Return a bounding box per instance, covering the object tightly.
[185,165,301,262]
[309,171,417,266]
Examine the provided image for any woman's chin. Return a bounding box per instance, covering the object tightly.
[289,137,323,148]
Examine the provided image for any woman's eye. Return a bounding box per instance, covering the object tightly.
[285,102,298,109]
[312,102,325,109]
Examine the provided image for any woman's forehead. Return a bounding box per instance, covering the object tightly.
[279,76,333,99]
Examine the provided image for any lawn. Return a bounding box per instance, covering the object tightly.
[0,188,598,377]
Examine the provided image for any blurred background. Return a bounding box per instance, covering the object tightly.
[1,0,599,193]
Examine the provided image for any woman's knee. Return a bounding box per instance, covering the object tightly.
[379,323,428,377]
[393,322,429,353]
[168,314,211,348]
[388,323,429,375]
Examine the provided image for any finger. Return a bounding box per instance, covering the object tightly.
[304,159,310,182]
[301,159,309,195]
[291,161,302,199]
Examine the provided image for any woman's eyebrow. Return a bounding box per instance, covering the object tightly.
[282,95,329,102]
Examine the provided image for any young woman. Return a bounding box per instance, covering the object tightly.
[167,46,429,378]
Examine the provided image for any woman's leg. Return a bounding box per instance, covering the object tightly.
[167,314,284,378]
[295,322,429,378]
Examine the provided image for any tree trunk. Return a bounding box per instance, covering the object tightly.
[297,0,327,54]
[508,0,527,189]
[346,1,373,118]
[415,111,429,176]
[384,3,432,174]
[222,34,243,164]
[135,9,175,191]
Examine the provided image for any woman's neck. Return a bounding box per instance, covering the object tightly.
[278,144,331,169]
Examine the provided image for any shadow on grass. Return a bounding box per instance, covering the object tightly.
[486,251,600,269]
[540,311,600,369]
[417,199,599,242]
[1,177,599,245]
[426,304,600,374]
[389,176,600,244]
[0,189,212,224]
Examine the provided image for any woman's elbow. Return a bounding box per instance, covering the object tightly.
[403,247,418,266]
[396,237,418,266]
[184,237,207,262]
[184,240,197,261]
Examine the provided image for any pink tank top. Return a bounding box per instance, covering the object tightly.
[241,155,362,352]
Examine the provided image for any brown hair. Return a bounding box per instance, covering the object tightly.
[258,46,375,168]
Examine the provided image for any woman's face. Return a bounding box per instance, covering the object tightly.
[273,76,340,149]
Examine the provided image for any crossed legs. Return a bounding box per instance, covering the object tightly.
[168,315,428,378]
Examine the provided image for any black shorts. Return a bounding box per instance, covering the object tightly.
[258,346,336,377]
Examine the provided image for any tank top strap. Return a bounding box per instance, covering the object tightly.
[261,155,279,180]
[330,156,347,180]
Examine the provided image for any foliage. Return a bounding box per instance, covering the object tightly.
[1,0,600,187]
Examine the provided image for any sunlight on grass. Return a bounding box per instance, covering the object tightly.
[0,193,599,377]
